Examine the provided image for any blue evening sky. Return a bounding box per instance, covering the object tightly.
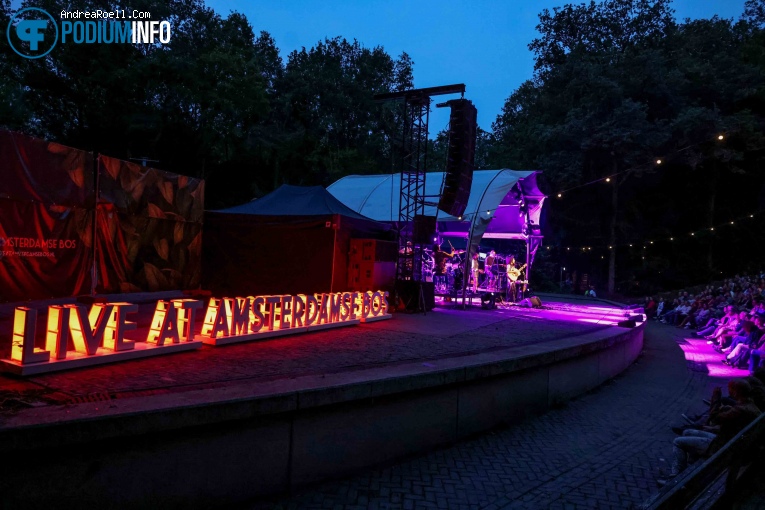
[206,0,748,134]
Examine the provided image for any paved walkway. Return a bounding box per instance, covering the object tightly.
[249,322,725,510]
[0,302,610,409]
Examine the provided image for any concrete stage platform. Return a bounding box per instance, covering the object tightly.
[0,295,644,509]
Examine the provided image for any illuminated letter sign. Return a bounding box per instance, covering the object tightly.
[1,291,391,373]
[1,299,204,376]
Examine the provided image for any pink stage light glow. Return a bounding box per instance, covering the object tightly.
[677,337,748,379]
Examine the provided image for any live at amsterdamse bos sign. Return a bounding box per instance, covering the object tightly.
[2,290,391,375]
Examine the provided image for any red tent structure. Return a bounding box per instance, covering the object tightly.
[202,185,394,297]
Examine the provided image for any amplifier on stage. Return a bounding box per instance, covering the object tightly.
[348,239,397,291]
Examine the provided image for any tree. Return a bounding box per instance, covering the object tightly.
[491,0,765,293]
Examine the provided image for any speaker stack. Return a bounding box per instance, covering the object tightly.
[438,99,478,218]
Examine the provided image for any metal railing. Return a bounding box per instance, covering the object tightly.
[643,412,765,509]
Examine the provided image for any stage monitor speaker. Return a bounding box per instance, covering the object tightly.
[481,292,496,309]
[396,280,435,312]
[519,296,542,308]
[438,99,477,218]
[617,319,636,328]
[413,215,437,245]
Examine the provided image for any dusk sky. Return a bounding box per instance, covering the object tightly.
[206,0,748,134]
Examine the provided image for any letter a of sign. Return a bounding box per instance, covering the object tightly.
[147,301,180,346]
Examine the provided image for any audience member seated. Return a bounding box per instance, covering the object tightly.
[720,320,762,366]
[660,379,761,485]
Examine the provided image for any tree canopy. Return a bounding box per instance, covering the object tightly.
[3,0,765,292]
[490,0,765,293]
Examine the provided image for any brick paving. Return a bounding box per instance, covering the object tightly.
[248,322,724,510]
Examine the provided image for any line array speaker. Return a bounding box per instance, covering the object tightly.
[438,99,477,218]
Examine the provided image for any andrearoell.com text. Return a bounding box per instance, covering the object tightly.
[60,9,152,20]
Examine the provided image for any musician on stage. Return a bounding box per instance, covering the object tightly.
[471,253,480,293]
[506,255,527,302]
[485,250,496,290]
[433,243,455,290]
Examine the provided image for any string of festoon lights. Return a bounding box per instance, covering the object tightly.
[553,132,728,199]
[545,209,764,258]
[437,130,748,236]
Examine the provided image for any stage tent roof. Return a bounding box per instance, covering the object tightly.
[327,169,546,240]
[216,184,376,221]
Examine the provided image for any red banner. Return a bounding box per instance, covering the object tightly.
[0,132,94,302]
[0,132,204,302]
[95,156,204,294]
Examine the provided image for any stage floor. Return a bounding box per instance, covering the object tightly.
[0,295,634,413]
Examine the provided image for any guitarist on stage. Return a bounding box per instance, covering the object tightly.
[506,255,528,302]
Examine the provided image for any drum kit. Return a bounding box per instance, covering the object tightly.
[423,245,526,296]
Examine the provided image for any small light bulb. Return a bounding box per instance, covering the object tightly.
[750,215,754,218]
[670,237,674,241]
[487,210,491,215]
[605,177,611,183]
[557,193,562,198]
[656,159,662,165]
[629,244,633,247]
[458,216,462,220]
[711,227,715,231]
[650,241,654,244]
[730,221,734,225]
[567,247,570,251]
[608,245,612,249]
[691,232,695,236]
[718,134,724,140]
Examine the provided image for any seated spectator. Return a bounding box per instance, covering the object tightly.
[655,297,666,318]
[721,321,761,366]
[645,296,657,318]
[713,311,748,349]
[661,379,761,484]
[696,305,735,337]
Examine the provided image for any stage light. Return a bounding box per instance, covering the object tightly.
[605,177,611,182]
[458,216,462,220]
[730,221,734,225]
[433,236,438,242]
[487,210,491,215]
[718,134,724,140]
[557,193,562,198]
[656,159,662,164]
[650,241,654,244]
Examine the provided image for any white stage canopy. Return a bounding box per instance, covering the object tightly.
[327,169,546,240]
